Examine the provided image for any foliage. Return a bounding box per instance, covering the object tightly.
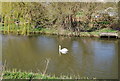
[0,2,119,35]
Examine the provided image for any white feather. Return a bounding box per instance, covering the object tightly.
[59,45,68,54]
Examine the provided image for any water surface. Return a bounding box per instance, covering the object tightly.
[1,34,118,79]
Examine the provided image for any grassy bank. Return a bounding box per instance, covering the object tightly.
[0,26,118,38]
[1,70,96,80]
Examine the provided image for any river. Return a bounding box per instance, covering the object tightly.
[1,34,119,79]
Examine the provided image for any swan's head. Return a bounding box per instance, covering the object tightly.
[59,45,61,48]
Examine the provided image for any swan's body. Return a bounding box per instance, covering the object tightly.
[59,45,68,54]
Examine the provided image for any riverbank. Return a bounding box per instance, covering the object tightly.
[1,70,96,80]
[0,26,119,38]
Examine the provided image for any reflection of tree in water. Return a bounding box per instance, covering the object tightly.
[77,38,95,77]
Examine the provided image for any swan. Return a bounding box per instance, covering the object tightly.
[59,45,68,54]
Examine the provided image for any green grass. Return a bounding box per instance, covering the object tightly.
[3,71,57,79]
[96,28,117,33]
[2,70,97,80]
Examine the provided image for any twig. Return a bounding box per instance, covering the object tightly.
[43,58,50,76]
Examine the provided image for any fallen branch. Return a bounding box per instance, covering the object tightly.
[43,58,50,76]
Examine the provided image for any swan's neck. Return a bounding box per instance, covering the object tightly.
[59,45,61,51]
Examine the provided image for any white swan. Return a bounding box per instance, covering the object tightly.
[59,45,68,54]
